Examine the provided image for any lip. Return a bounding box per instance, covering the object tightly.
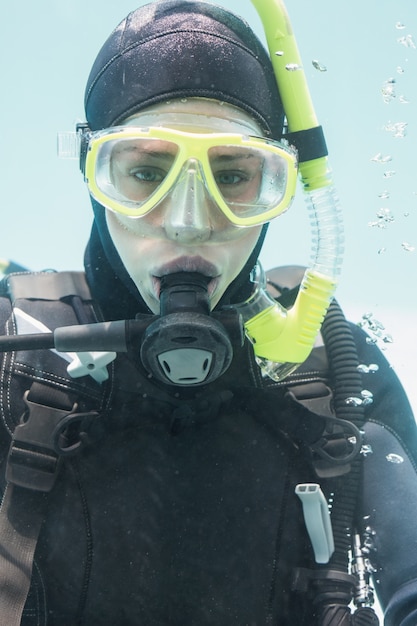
[152,256,220,299]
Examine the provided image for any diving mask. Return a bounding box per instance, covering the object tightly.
[77,124,298,227]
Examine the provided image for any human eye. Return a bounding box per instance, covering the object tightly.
[209,146,263,200]
[215,170,249,186]
[130,166,167,184]
[110,141,176,201]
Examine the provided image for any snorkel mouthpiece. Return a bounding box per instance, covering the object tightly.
[237,263,335,380]
[140,273,235,386]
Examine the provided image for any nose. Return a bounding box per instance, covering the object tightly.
[163,160,213,243]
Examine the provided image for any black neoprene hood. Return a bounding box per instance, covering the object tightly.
[84,0,284,138]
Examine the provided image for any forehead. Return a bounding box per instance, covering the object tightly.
[121,98,264,136]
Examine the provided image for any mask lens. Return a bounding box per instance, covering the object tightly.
[93,136,179,212]
[208,144,290,220]
[86,128,296,223]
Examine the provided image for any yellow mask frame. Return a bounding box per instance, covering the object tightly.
[83,126,298,226]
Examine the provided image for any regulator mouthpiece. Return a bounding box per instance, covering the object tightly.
[140,273,234,386]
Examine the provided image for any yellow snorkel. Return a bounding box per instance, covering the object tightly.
[237,0,344,380]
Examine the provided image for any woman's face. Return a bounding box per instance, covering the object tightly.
[105,99,264,313]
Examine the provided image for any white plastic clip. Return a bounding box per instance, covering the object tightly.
[57,131,80,159]
[66,351,117,384]
[295,483,335,564]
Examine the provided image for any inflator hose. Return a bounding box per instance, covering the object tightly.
[321,300,365,570]
[319,300,379,624]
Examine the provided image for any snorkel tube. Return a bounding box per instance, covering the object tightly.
[237,0,344,381]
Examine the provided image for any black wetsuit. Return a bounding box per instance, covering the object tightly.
[0,272,416,625]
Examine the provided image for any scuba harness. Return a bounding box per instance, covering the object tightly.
[0,268,379,625]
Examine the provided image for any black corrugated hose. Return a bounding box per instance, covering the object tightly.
[317,298,379,626]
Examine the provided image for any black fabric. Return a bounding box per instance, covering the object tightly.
[0,282,322,624]
[1,278,417,623]
[84,213,142,320]
[84,0,284,139]
[33,385,318,625]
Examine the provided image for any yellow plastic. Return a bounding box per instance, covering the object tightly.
[250,0,330,190]
[84,126,298,226]
[245,270,336,363]
[236,0,340,373]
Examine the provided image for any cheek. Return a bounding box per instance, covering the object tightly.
[229,226,262,262]
[106,211,161,311]
[106,211,149,266]
[217,225,263,284]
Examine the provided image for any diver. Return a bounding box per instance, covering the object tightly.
[0,1,416,624]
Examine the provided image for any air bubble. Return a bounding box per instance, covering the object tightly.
[397,34,416,48]
[399,95,410,104]
[396,22,406,30]
[382,79,396,103]
[383,121,408,138]
[312,59,327,72]
[285,63,302,71]
[361,444,373,457]
[369,317,384,331]
[359,313,393,349]
[368,208,394,228]
[357,364,379,374]
[371,153,392,163]
[376,208,394,221]
[275,50,284,57]
[386,453,404,464]
[383,170,396,178]
[345,397,363,407]
[378,190,390,199]
[402,242,415,252]
[378,248,387,255]
[361,390,374,406]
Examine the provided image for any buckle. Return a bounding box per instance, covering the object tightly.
[6,391,77,492]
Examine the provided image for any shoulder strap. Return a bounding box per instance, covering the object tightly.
[0,271,108,432]
[4,270,93,302]
[0,485,48,625]
[0,271,106,625]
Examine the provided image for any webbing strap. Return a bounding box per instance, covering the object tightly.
[0,484,48,625]
[5,271,92,303]
[0,381,97,622]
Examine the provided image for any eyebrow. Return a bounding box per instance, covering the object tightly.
[114,146,177,160]
[210,152,259,164]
